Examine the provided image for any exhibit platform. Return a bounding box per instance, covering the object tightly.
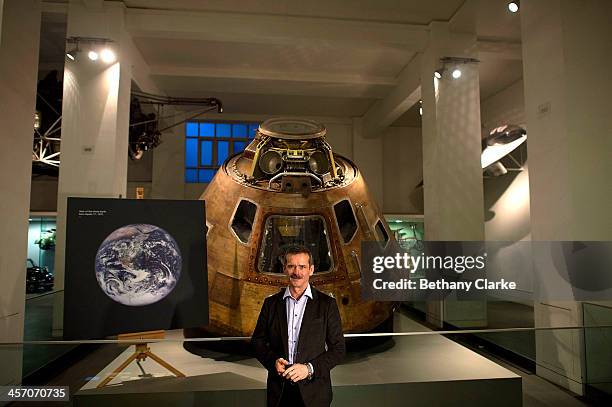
[75,314,522,406]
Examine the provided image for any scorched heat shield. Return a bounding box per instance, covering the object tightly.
[186,118,395,339]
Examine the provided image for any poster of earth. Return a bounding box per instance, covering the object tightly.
[63,198,208,340]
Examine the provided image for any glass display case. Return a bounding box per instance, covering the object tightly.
[27,214,56,294]
[385,214,425,312]
[385,215,424,254]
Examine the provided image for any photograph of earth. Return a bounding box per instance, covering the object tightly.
[95,224,182,306]
[63,198,208,340]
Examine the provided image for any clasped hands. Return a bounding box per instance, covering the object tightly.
[275,358,309,382]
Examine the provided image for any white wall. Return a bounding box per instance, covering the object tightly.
[480,78,533,303]
[152,108,186,199]
[483,166,533,304]
[480,78,529,244]
[480,79,524,133]
[382,126,423,214]
[352,117,384,207]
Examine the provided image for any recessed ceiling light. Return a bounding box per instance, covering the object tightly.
[452,68,462,79]
[508,1,520,13]
[88,50,99,61]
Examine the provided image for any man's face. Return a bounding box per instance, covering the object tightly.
[284,252,314,291]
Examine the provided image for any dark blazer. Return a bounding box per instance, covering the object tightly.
[251,287,346,407]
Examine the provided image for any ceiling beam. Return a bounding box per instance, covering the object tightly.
[129,38,164,95]
[81,0,104,10]
[477,39,522,61]
[362,54,422,138]
[150,66,395,99]
[125,8,429,50]
[150,65,397,86]
[42,1,68,14]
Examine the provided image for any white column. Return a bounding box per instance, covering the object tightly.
[420,22,485,327]
[521,0,612,395]
[0,0,41,385]
[53,1,132,333]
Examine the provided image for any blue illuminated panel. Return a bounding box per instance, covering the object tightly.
[199,169,215,183]
[200,122,215,137]
[248,123,259,138]
[217,141,229,165]
[185,138,198,167]
[185,169,197,183]
[216,123,231,137]
[186,121,260,183]
[201,140,213,165]
[232,124,247,137]
[234,141,246,153]
[186,122,199,137]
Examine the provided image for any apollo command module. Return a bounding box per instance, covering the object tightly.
[185,118,396,339]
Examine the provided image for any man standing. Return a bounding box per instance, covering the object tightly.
[252,244,345,407]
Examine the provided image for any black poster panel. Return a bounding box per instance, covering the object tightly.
[63,198,208,340]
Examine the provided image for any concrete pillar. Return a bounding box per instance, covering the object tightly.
[53,1,132,333]
[0,0,41,385]
[420,22,485,327]
[521,0,612,394]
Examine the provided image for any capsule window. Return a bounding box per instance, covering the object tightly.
[231,200,257,243]
[374,219,389,247]
[334,200,357,243]
[258,215,333,274]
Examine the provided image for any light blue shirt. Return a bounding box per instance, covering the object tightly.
[283,284,313,364]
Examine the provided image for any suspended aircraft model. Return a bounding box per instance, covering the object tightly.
[412,124,528,193]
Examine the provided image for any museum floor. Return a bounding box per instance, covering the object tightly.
[18,299,598,406]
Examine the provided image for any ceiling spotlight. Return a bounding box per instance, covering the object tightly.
[100,48,116,63]
[66,37,116,64]
[66,44,80,61]
[436,57,479,80]
[508,1,520,13]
